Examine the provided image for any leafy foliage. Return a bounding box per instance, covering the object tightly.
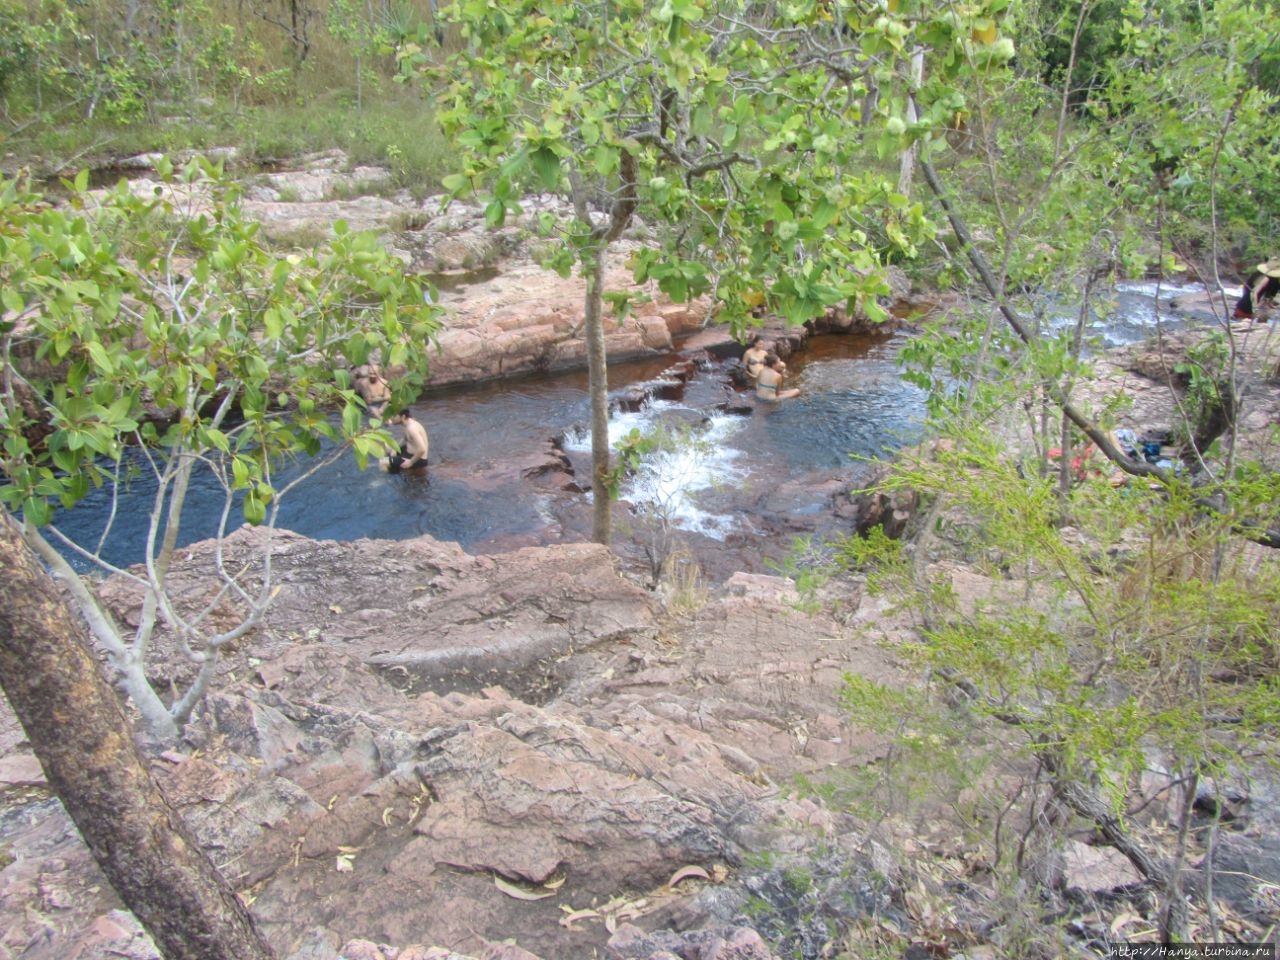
[0,157,441,737]
[412,0,989,335]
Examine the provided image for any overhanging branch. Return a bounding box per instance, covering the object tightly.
[918,157,1168,483]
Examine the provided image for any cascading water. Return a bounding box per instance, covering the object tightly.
[562,404,752,541]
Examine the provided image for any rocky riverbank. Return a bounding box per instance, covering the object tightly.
[3,152,1280,960]
[91,149,910,391]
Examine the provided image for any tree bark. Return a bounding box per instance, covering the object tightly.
[584,247,612,544]
[0,519,277,960]
[580,149,638,546]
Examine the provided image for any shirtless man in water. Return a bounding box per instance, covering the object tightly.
[385,409,429,472]
[353,363,392,418]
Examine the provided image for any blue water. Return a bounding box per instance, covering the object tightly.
[44,267,1222,574]
[44,336,925,571]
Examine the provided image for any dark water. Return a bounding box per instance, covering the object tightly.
[48,269,1233,578]
[47,333,926,573]
[736,335,927,468]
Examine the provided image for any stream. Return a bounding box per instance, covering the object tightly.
[46,277,1224,583]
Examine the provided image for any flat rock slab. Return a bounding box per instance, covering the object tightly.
[98,526,660,698]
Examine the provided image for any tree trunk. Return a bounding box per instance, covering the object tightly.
[0,519,277,960]
[897,48,924,197]
[584,247,612,544]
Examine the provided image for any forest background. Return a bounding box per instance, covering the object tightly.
[4,0,1280,957]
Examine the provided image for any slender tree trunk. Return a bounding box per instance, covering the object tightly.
[0,519,277,960]
[897,48,924,197]
[584,246,612,544]
[571,150,636,546]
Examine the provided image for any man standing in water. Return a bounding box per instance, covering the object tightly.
[385,409,429,473]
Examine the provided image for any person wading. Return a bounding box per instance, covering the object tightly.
[384,409,429,472]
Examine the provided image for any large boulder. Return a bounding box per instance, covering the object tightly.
[425,250,710,387]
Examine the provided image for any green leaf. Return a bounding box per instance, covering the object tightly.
[86,341,114,375]
[441,173,472,196]
[530,147,561,190]
[204,428,230,452]
[2,286,23,316]
[22,496,52,528]
[243,490,266,525]
[593,145,620,177]
[342,402,362,436]
[485,198,507,227]
[811,198,838,229]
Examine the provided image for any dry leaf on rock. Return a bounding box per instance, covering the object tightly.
[493,875,556,901]
[558,908,600,929]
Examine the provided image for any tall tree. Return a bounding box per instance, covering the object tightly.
[0,516,277,960]
[404,0,1013,542]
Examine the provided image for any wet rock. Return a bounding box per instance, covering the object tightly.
[831,457,920,539]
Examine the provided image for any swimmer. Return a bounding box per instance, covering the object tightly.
[384,409,429,472]
[755,353,799,401]
[353,363,392,417]
[742,335,769,381]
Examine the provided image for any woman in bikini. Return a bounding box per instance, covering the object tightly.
[755,353,799,402]
[742,336,769,381]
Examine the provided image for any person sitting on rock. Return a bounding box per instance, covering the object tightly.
[755,353,800,402]
[1233,258,1280,321]
[353,363,392,417]
[384,409,429,473]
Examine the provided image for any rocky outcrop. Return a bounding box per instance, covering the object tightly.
[97,526,660,698]
[422,252,711,387]
[102,152,714,387]
[1,537,915,960]
[100,151,916,389]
